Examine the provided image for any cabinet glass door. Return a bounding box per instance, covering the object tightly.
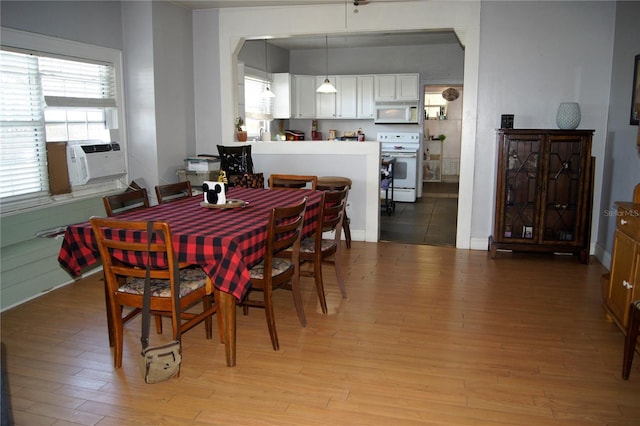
[541,137,584,243]
[503,137,540,240]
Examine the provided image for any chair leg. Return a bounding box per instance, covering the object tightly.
[343,214,351,249]
[203,297,213,340]
[263,290,279,351]
[291,271,308,326]
[103,275,114,347]
[333,253,347,299]
[111,302,125,368]
[623,301,640,380]
[313,257,328,314]
[154,315,163,334]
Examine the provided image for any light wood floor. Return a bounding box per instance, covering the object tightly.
[2,242,640,425]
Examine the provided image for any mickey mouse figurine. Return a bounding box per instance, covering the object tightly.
[202,182,223,205]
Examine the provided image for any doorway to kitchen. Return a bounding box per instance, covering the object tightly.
[379,183,458,246]
[380,84,462,247]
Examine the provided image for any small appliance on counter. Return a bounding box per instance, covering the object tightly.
[185,155,220,172]
[285,130,305,141]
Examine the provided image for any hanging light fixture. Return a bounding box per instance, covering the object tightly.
[316,34,337,93]
[261,38,276,98]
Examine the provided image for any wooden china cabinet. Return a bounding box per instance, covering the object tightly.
[489,129,594,263]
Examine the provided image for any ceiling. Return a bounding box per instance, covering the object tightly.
[172,0,411,10]
[171,0,460,50]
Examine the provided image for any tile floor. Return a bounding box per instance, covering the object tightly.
[380,182,458,246]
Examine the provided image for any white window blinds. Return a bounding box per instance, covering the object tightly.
[0,51,48,198]
[244,76,273,121]
[0,48,117,200]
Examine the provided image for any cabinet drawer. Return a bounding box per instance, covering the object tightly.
[616,204,640,240]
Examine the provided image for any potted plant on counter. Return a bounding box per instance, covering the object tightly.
[235,116,247,142]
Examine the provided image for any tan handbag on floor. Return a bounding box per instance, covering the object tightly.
[139,221,182,384]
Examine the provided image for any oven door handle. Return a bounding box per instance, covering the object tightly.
[384,153,417,158]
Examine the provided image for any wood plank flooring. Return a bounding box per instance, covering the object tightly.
[2,242,640,425]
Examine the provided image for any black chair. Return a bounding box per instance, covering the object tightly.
[217,145,254,187]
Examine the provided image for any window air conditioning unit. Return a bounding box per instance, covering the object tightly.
[67,141,126,186]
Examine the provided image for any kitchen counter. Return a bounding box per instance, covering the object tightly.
[218,140,381,242]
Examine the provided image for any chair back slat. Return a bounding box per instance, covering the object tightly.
[269,174,318,191]
[90,218,175,280]
[268,197,307,255]
[155,181,192,204]
[103,188,150,217]
[320,188,347,233]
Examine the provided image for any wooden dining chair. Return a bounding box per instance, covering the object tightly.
[268,174,317,191]
[102,188,150,216]
[90,217,224,368]
[155,181,193,204]
[295,188,348,314]
[239,197,307,350]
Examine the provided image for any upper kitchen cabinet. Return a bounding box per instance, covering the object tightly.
[357,75,375,119]
[374,73,420,101]
[316,75,338,119]
[293,74,316,118]
[273,73,291,119]
[336,75,358,119]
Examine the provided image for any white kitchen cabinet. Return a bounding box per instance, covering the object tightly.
[357,75,375,119]
[293,74,316,118]
[374,73,420,101]
[336,75,357,119]
[315,75,337,118]
[374,75,397,101]
[273,73,291,119]
[396,74,420,100]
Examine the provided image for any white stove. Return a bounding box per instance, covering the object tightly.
[377,132,423,202]
[378,132,421,153]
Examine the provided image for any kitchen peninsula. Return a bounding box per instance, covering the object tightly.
[218,140,381,243]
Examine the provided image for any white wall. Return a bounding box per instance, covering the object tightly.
[194,0,481,249]
[122,1,159,194]
[598,1,640,266]
[474,1,616,253]
[122,0,196,201]
[152,1,196,190]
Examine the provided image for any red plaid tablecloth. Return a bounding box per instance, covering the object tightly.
[58,187,322,301]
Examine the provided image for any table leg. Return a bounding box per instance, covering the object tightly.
[220,291,237,367]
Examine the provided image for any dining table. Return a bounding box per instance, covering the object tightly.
[58,186,323,367]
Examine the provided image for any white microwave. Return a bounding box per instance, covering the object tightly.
[374,101,420,124]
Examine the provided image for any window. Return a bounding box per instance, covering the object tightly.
[0,40,119,210]
[424,92,447,120]
[244,75,273,138]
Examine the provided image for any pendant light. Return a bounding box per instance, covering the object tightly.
[316,34,337,93]
[261,38,276,98]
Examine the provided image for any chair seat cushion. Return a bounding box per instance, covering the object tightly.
[300,237,336,253]
[249,258,293,279]
[119,268,207,297]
